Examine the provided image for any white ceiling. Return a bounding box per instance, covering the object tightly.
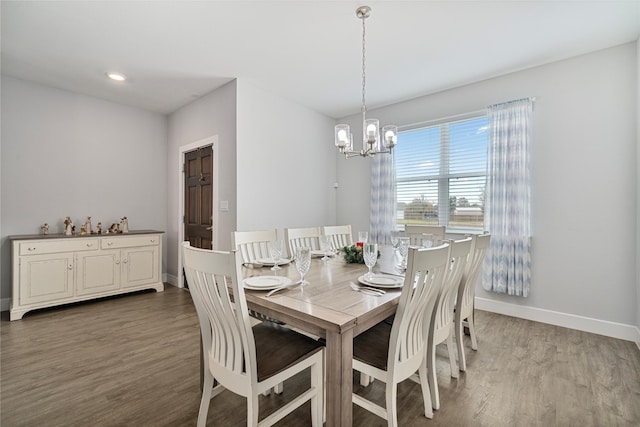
[2,1,639,119]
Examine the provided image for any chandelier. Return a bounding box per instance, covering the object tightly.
[334,6,397,159]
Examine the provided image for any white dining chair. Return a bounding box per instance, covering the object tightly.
[182,243,324,427]
[455,233,491,372]
[352,243,450,426]
[232,229,278,265]
[321,224,353,249]
[404,225,446,247]
[232,228,288,394]
[285,226,321,258]
[426,236,472,410]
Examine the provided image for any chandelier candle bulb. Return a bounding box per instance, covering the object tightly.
[382,125,398,148]
[367,124,376,138]
[338,130,348,147]
[335,124,352,150]
[364,118,379,147]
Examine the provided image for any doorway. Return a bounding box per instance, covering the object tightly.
[177,135,219,288]
[184,145,213,250]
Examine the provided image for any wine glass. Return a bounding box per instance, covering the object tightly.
[295,247,311,285]
[269,240,283,272]
[397,237,410,270]
[421,233,434,248]
[390,230,399,250]
[319,235,332,261]
[363,242,378,280]
[358,231,369,245]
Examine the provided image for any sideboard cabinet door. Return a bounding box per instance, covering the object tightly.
[19,252,75,305]
[121,245,160,289]
[76,249,121,296]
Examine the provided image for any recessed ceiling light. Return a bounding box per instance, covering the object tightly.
[106,72,126,82]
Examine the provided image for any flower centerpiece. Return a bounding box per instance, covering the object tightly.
[339,241,380,264]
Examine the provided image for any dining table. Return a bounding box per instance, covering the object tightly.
[242,246,404,427]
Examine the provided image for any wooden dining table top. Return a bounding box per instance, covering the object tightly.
[241,247,404,426]
[243,248,403,335]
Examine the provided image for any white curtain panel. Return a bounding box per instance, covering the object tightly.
[370,152,397,244]
[483,98,533,297]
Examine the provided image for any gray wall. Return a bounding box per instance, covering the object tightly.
[0,76,168,304]
[236,79,337,234]
[1,74,338,294]
[166,80,237,281]
[165,78,336,282]
[337,42,638,330]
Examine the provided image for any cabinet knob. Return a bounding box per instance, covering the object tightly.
[68,265,73,270]
[28,247,36,251]
[107,242,113,246]
[150,239,156,243]
[86,243,93,247]
[116,260,120,264]
[123,259,128,264]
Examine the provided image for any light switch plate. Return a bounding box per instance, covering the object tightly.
[220,200,229,212]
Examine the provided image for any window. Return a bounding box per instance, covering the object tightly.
[395,115,488,231]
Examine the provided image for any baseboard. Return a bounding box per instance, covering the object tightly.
[165,273,180,288]
[1,297,9,312]
[475,297,640,343]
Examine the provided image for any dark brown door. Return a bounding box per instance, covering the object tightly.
[184,145,213,250]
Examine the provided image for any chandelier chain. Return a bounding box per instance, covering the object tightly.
[361,13,367,121]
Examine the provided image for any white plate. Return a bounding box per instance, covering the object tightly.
[243,276,292,290]
[256,258,291,267]
[358,274,404,289]
[310,250,334,258]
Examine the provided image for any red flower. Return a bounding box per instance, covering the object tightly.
[356,241,364,248]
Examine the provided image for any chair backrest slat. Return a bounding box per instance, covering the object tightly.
[182,243,257,389]
[404,225,446,246]
[389,244,450,368]
[285,227,321,258]
[322,225,353,249]
[458,233,491,312]
[232,229,278,264]
[434,237,473,331]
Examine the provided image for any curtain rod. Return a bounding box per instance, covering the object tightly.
[399,109,485,131]
[399,96,537,131]
[488,96,537,110]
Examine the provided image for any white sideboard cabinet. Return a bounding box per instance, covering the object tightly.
[10,230,164,320]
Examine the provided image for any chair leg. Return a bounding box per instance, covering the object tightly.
[247,394,259,427]
[385,382,399,427]
[468,315,478,350]
[360,372,372,387]
[262,382,283,396]
[418,361,434,419]
[197,373,215,427]
[446,329,458,379]
[311,357,324,427]
[427,339,440,410]
[456,317,467,372]
[274,382,284,394]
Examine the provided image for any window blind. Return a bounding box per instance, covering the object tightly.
[395,115,489,230]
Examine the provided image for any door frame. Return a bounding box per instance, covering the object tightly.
[177,135,219,288]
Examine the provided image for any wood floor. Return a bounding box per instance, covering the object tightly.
[2,286,639,426]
